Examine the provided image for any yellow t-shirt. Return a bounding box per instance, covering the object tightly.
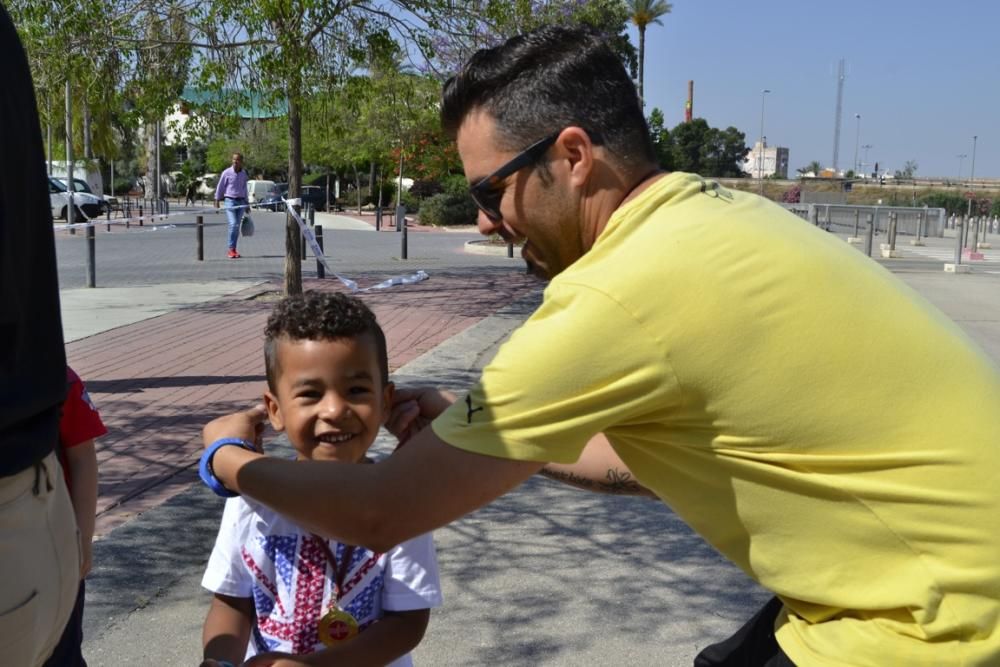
[433,172,1000,665]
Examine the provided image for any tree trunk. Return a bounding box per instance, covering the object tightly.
[145,121,157,198]
[284,97,303,296]
[353,164,361,213]
[368,160,376,210]
[83,99,93,159]
[638,27,645,105]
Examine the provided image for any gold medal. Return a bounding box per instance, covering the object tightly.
[318,606,359,646]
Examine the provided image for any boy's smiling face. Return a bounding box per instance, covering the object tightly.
[264,334,393,463]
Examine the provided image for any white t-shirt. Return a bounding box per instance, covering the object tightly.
[202,497,442,665]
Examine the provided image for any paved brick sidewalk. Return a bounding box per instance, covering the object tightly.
[67,266,539,538]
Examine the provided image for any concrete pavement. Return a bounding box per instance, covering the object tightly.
[58,219,1000,666]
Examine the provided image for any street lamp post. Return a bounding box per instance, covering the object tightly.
[852,113,862,175]
[967,135,978,218]
[861,144,873,177]
[758,89,770,194]
[956,154,967,183]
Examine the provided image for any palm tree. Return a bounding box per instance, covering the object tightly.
[628,0,672,104]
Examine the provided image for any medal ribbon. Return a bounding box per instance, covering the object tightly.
[313,535,356,605]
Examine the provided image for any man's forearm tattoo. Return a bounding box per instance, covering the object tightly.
[601,468,643,494]
[540,467,645,495]
[539,469,595,489]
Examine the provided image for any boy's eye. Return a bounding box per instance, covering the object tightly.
[295,390,322,400]
[349,386,372,396]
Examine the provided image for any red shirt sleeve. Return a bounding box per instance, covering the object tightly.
[60,367,107,449]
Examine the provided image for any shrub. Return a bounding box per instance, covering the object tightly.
[441,173,470,196]
[409,179,444,199]
[418,192,478,226]
[918,193,967,216]
[781,184,801,203]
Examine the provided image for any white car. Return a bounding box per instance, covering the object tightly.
[49,177,105,221]
[196,174,218,198]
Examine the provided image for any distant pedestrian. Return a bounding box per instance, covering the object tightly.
[214,152,249,259]
[43,367,106,667]
[185,180,198,206]
[199,292,441,666]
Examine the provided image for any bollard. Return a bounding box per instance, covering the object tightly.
[916,212,923,242]
[396,204,405,232]
[139,204,144,226]
[972,217,981,249]
[196,215,204,261]
[86,224,96,288]
[889,212,897,251]
[308,205,315,228]
[315,225,325,278]
[106,206,111,232]
[375,206,382,231]
[963,216,971,249]
[864,213,874,257]
[507,241,514,258]
[853,209,860,238]
[808,205,818,227]
[954,218,964,265]
[401,219,408,259]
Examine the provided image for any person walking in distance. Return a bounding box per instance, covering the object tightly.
[214,152,249,259]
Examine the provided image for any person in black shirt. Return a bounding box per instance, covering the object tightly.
[0,4,82,665]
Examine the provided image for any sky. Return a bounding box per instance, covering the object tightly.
[627,1,1000,179]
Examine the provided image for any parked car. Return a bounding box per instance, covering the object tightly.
[257,182,286,212]
[49,177,105,221]
[298,185,327,211]
[247,179,277,204]
[196,174,218,198]
[258,184,327,212]
[55,177,111,213]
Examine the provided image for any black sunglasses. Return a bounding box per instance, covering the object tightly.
[469,131,560,221]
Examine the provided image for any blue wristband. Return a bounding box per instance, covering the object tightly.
[199,438,255,497]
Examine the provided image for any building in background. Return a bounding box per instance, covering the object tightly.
[744,139,790,179]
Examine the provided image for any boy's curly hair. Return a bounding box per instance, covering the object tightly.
[264,291,388,391]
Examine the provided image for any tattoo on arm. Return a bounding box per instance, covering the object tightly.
[539,469,596,489]
[600,468,644,494]
[539,467,648,496]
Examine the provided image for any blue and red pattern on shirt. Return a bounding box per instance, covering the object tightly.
[241,533,382,655]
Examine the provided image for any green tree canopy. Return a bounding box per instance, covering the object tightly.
[659,118,749,177]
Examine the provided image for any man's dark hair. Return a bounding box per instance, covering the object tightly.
[441,25,656,169]
[264,291,388,391]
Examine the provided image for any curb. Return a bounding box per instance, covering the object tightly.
[464,239,521,257]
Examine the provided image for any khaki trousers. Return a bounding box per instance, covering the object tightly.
[0,451,80,666]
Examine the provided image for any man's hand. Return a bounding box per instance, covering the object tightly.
[79,539,92,578]
[387,386,457,445]
[214,199,220,209]
[203,404,269,452]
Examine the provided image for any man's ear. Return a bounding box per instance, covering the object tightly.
[263,390,285,432]
[557,126,595,189]
[381,382,396,425]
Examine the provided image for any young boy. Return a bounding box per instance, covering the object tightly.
[200,291,442,667]
[44,366,106,667]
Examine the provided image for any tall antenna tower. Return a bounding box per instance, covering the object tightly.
[831,59,845,171]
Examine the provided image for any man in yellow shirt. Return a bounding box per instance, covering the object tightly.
[202,26,1000,665]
